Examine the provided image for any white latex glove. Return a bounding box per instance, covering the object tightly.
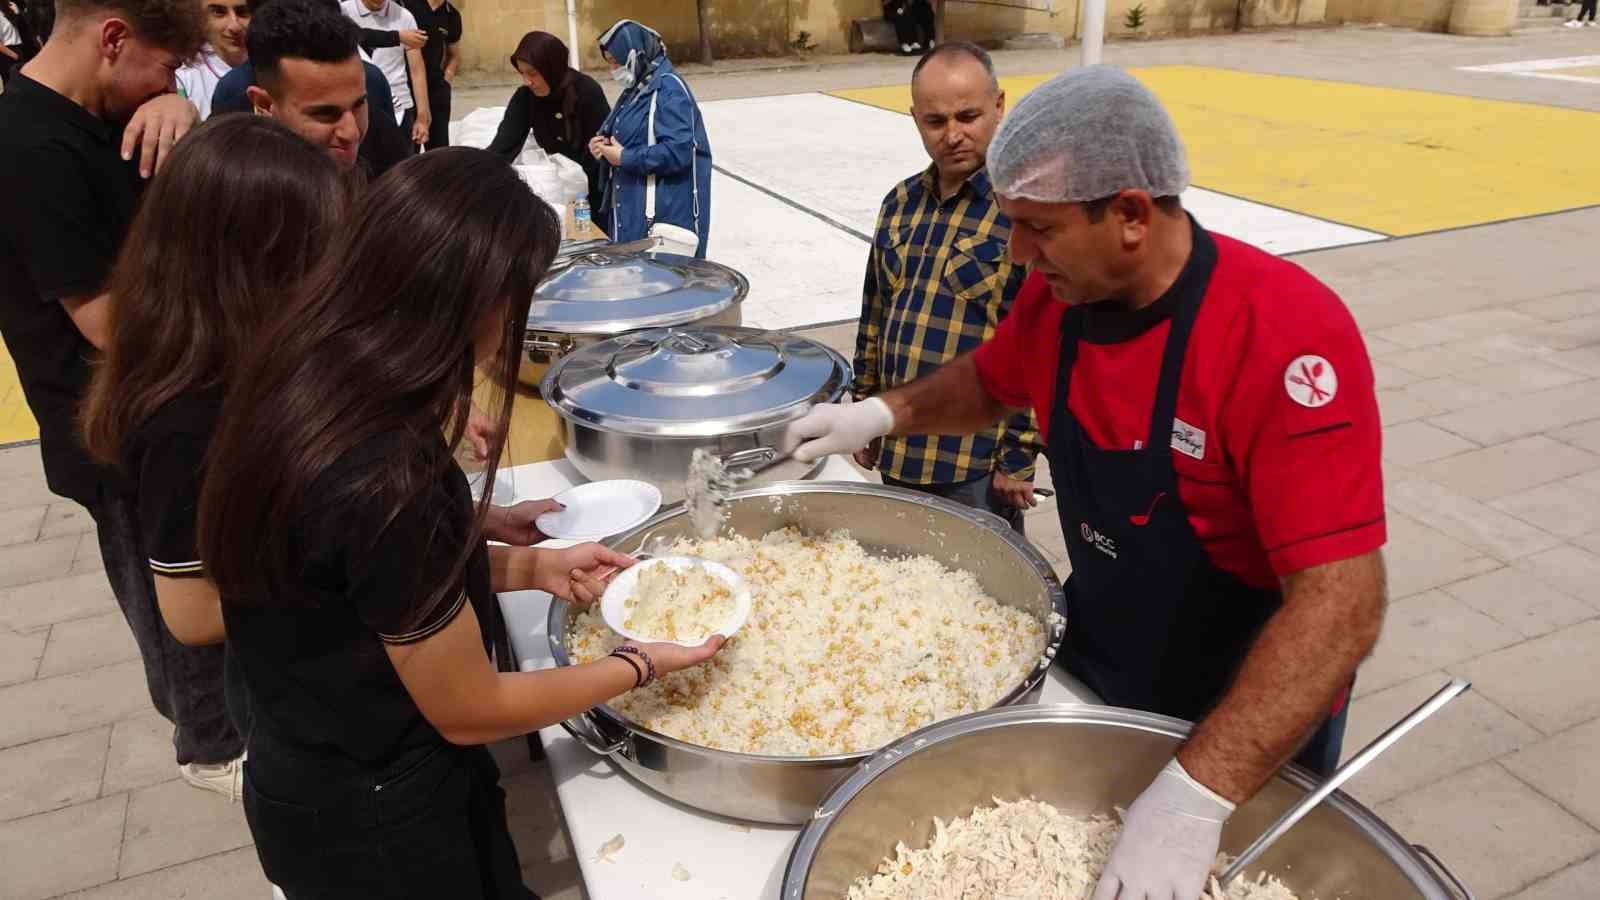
[787,397,896,464]
[1092,758,1234,900]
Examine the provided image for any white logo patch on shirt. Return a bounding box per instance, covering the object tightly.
[1284,355,1338,408]
[1171,417,1207,460]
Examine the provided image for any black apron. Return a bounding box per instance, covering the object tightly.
[1047,254,1282,725]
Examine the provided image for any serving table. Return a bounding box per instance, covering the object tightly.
[492,456,1100,900]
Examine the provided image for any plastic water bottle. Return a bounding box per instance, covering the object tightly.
[573,196,592,238]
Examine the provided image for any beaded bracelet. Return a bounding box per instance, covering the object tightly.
[609,649,645,688]
[612,645,656,688]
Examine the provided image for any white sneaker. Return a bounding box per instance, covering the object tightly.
[901,43,913,53]
[1566,19,1583,26]
[179,753,244,802]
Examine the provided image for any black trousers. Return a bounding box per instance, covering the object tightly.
[399,105,419,154]
[884,0,935,47]
[881,472,1026,535]
[426,81,451,150]
[89,490,242,766]
[1580,0,1597,22]
[246,742,537,899]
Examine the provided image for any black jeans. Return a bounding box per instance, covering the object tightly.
[885,0,935,47]
[881,472,1026,535]
[399,105,419,154]
[89,490,241,765]
[425,81,451,150]
[1579,0,1597,22]
[246,742,536,899]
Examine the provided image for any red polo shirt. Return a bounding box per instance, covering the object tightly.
[974,230,1385,589]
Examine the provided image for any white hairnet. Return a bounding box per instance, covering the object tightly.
[989,65,1190,204]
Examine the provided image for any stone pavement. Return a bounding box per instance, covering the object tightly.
[6,24,1600,900]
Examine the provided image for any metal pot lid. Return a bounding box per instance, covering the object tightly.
[543,326,851,437]
[529,249,748,335]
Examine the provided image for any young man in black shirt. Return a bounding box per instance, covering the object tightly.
[401,0,458,150]
[0,0,249,798]
[214,0,411,175]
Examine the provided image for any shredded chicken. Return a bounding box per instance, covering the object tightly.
[848,799,1307,900]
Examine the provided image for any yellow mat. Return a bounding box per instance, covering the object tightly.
[832,65,1600,237]
[0,347,37,445]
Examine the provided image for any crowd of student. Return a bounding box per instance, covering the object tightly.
[1,0,1392,893]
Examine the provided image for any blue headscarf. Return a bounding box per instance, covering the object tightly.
[598,20,665,86]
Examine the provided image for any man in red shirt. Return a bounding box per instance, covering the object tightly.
[790,66,1386,900]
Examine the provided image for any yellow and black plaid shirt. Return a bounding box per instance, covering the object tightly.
[855,166,1043,485]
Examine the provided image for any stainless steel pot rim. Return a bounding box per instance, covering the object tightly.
[547,480,1070,765]
[540,327,853,437]
[526,297,741,337]
[529,252,749,334]
[783,703,1452,897]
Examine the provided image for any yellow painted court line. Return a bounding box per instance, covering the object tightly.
[832,66,1600,237]
[0,344,39,445]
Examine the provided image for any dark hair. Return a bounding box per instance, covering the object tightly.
[82,115,349,467]
[912,40,997,92]
[199,149,561,625]
[246,0,359,85]
[1083,194,1184,222]
[511,30,580,145]
[56,0,206,56]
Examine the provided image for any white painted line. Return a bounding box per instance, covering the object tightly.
[1460,55,1600,72]
[1458,55,1600,85]
[458,93,1386,334]
[703,92,1385,260]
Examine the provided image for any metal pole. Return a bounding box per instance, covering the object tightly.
[566,0,580,68]
[1080,0,1105,65]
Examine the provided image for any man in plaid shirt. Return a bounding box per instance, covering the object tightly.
[854,41,1043,532]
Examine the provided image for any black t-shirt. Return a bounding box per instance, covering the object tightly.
[222,429,493,774]
[401,0,460,87]
[123,389,221,580]
[0,73,142,507]
[486,71,611,213]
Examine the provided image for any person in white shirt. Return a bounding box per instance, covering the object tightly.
[175,0,250,120]
[339,0,429,148]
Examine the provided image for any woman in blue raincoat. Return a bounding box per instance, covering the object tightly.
[588,20,713,258]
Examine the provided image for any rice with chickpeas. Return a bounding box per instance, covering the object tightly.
[568,528,1046,756]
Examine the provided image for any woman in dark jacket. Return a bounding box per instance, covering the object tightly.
[488,31,610,216]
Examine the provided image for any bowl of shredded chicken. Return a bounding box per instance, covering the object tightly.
[784,704,1465,899]
[569,527,1051,756]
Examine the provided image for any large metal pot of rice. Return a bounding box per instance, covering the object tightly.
[546,481,1069,824]
[783,705,1474,899]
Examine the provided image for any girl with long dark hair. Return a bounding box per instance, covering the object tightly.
[197,148,723,898]
[81,114,353,798]
[488,30,610,216]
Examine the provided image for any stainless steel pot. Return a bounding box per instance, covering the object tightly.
[541,327,852,502]
[783,705,1474,900]
[546,481,1070,824]
[520,246,748,388]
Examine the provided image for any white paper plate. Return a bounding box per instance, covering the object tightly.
[600,556,751,646]
[535,480,663,541]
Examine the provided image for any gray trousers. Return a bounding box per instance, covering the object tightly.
[881,472,1026,535]
[89,490,242,766]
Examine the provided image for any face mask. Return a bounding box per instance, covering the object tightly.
[610,65,634,87]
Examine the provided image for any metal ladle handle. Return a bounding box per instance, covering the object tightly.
[1217,677,1472,889]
